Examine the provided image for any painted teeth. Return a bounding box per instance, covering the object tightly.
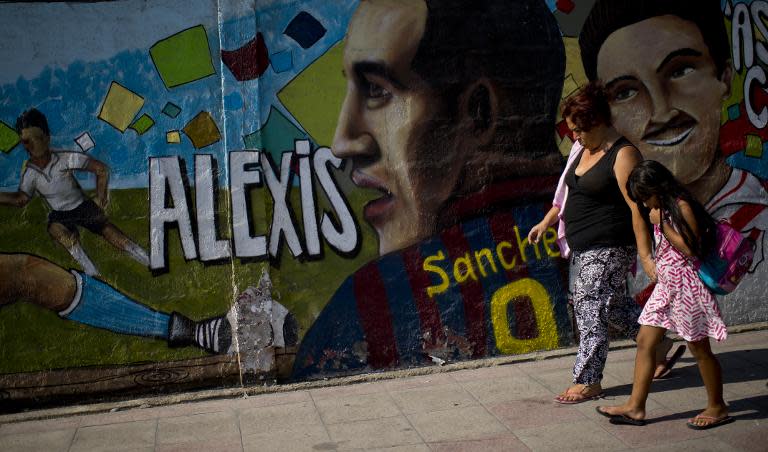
[646,127,694,146]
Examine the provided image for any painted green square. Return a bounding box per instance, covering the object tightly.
[162,102,181,118]
[0,121,20,153]
[130,114,155,135]
[745,135,764,158]
[150,25,216,89]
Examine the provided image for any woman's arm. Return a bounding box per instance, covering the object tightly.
[615,145,656,281]
[528,205,560,244]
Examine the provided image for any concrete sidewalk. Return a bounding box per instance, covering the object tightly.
[1,329,766,451]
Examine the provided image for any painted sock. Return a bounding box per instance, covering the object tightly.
[60,271,170,338]
[67,244,99,276]
[168,312,231,353]
[124,241,149,266]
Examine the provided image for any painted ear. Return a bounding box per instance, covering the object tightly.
[721,61,733,99]
[460,78,498,145]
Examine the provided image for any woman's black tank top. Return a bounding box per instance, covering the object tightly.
[562,137,635,252]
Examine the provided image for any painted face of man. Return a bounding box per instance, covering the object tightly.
[333,0,462,255]
[20,126,50,161]
[596,15,731,185]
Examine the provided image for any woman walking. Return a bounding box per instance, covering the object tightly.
[529,82,682,403]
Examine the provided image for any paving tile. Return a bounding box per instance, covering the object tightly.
[156,437,244,452]
[459,375,553,404]
[449,364,524,382]
[514,357,576,375]
[366,444,432,452]
[715,351,764,372]
[723,366,768,398]
[488,399,587,430]
[390,383,477,414]
[513,420,625,451]
[708,418,768,452]
[631,436,737,452]
[311,382,387,400]
[239,401,322,436]
[712,331,768,349]
[428,434,530,452]
[0,428,75,452]
[0,417,80,434]
[727,395,768,419]
[70,420,157,452]
[326,415,422,450]
[148,399,238,419]
[228,389,313,410]
[315,391,401,424]
[600,359,638,382]
[644,384,713,412]
[78,407,164,427]
[385,373,456,391]
[733,392,768,413]
[600,350,691,383]
[603,346,639,363]
[734,348,768,369]
[598,408,709,448]
[243,424,332,452]
[156,410,240,445]
[407,406,507,443]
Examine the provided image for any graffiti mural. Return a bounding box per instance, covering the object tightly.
[0,0,765,405]
[575,0,768,324]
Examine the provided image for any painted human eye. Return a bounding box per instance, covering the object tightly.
[670,65,694,79]
[612,87,638,102]
[366,80,389,99]
[360,76,392,109]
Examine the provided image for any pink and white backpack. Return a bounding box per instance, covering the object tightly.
[696,219,755,295]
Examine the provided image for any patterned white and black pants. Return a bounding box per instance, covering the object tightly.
[569,246,641,385]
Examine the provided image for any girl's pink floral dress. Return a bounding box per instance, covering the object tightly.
[638,223,727,342]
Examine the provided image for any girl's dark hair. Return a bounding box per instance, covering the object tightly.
[627,160,716,260]
[560,81,611,131]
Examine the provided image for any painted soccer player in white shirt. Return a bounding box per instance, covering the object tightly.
[0,108,148,275]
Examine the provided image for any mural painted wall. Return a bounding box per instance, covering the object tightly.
[0,0,765,406]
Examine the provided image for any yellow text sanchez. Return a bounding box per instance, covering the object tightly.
[423,225,559,298]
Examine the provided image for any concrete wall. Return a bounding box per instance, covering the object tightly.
[0,0,765,406]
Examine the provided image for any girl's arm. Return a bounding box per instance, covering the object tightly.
[615,145,656,281]
[661,199,699,257]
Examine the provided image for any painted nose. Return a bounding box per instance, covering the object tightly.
[648,82,678,125]
[332,89,376,160]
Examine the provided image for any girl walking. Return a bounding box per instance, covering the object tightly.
[597,160,731,429]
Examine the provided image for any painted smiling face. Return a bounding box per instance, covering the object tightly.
[596,15,730,185]
[332,0,458,255]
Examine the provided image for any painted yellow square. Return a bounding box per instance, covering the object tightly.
[277,41,345,146]
[166,130,181,144]
[98,82,145,132]
[562,74,579,99]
